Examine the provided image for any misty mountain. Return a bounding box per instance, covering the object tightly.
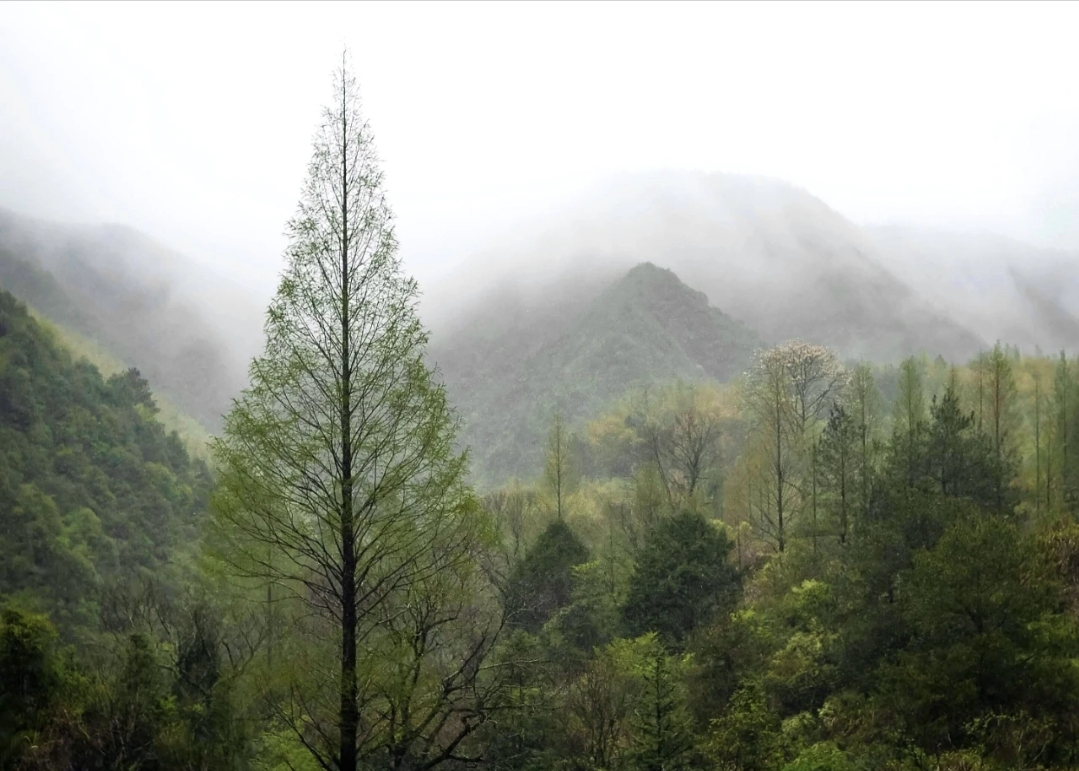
[4,172,1073,469]
[424,171,987,363]
[0,208,262,431]
[868,224,1079,355]
[431,261,763,484]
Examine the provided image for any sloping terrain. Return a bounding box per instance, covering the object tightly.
[431,262,763,484]
[0,289,213,630]
[6,174,1075,487]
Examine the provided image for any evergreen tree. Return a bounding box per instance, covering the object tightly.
[622,511,739,646]
[891,356,928,490]
[982,342,1020,513]
[626,637,696,771]
[505,520,590,633]
[927,382,997,507]
[848,362,883,520]
[1054,353,1079,515]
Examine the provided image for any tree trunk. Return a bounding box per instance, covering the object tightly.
[775,387,785,553]
[338,76,359,771]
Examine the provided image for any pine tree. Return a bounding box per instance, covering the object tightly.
[982,342,1019,513]
[848,362,883,519]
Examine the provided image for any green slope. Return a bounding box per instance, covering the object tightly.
[0,289,214,633]
[437,262,763,485]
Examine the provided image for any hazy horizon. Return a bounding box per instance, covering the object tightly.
[3,1,1079,309]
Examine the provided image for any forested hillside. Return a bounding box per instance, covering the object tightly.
[434,262,763,483]
[469,342,1079,771]
[0,289,260,769]
[0,290,212,630]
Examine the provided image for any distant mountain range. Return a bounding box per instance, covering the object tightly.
[2,171,1077,485]
[867,225,1079,355]
[425,173,997,364]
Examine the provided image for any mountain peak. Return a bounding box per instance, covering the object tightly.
[432,264,764,483]
[615,261,711,307]
[625,260,667,276]
[623,260,688,286]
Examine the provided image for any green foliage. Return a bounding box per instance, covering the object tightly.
[470,344,1079,771]
[926,382,998,505]
[516,633,697,771]
[618,634,697,771]
[545,412,580,519]
[29,311,211,458]
[781,742,857,771]
[0,290,211,631]
[623,511,740,646]
[815,405,859,544]
[687,609,773,725]
[208,58,498,771]
[8,72,1079,771]
[0,213,247,432]
[706,682,783,771]
[764,581,839,716]
[549,560,624,655]
[1052,353,1079,515]
[0,605,62,768]
[877,515,1076,751]
[1,593,257,771]
[506,520,590,633]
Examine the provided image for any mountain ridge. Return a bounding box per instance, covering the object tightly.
[3,174,1076,483]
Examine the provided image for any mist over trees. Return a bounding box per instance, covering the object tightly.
[4,51,1079,771]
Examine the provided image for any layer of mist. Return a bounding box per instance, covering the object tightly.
[424,171,1018,363]
[0,208,264,429]
[3,170,1076,445]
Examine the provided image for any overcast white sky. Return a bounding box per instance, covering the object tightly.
[1,1,1078,300]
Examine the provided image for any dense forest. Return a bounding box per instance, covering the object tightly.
[3,60,1079,771]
